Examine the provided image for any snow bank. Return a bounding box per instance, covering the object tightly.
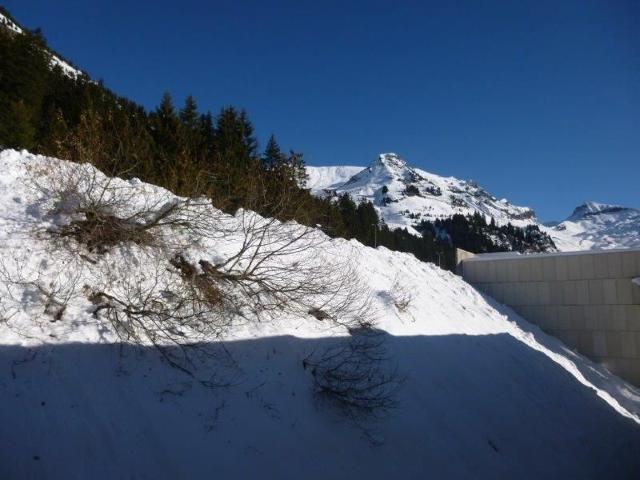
[1,149,639,479]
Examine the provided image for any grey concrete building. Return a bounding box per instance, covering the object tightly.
[457,248,640,386]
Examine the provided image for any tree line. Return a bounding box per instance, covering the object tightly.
[0,16,553,271]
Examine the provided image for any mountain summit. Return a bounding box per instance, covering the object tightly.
[307,153,537,235]
[547,201,640,251]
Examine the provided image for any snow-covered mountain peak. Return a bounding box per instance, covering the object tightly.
[375,152,408,170]
[308,152,538,234]
[544,201,640,251]
[568,201,628,221]
[308,155,638,253]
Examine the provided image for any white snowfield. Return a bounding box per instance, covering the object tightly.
[1,149,639,479]
[306,154,640,251]
[305,165,364,194]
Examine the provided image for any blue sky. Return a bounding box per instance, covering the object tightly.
[5,0,639,221]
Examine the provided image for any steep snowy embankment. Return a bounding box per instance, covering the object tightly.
[1,150,639,479]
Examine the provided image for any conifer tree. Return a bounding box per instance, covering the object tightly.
[179,95,199,130]
[1,100,36,149]
[262,134,284,171]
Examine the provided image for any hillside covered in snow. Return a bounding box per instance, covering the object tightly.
[1,149,639,479]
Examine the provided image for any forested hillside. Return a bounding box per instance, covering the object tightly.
[0,7,553,269]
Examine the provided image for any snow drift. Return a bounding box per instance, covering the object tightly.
[1,149,639,479]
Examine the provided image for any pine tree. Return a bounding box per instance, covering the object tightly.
[1,100,36,149]
[262,134,284,171]
[39,106,68,156]
[150,92,184,187]
[179,95,199,129]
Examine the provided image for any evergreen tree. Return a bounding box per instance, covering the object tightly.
[262,134,284,171]
[179,95,199,129]
[1,100,36,149]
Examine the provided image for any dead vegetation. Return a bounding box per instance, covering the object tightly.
[389,277,413,313]
[26,160,226,254]
[0,255,81,323]
[3,158,403,413]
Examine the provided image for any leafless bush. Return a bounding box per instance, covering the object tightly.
[189,210,376,328]
[389,277,413,313]
[26,160,227,254]
[0,255,82,325]
[81,254,240,380]
[13,159,382,390]
[303,328,403,420]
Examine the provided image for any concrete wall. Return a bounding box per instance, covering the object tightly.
[459,248,640,386]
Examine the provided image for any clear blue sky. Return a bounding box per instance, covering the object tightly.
[5,0,639,221]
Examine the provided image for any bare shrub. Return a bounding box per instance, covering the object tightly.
[189,210,376,328]
[83,257,238,383]
[12,158,383,391]
[389,277,413,313]
[0,255,82,325]
[303,328,403,420]
[26,160,226,254]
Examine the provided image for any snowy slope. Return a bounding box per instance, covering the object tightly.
[0,10,21,34]
[0,11,84,79]
[544,202,640,251]
[307,153,537,235]
[1,149,639,479]
[306,165,364,194]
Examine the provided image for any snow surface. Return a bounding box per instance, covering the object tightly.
[0,11,22,34]
[306,165,364,194]
[307,154,639,252]
[1,149,639,479]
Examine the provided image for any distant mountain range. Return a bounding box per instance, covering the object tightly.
[544,202,640,251]
[307,153,639,252]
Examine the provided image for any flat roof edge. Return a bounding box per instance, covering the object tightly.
[464,246,640,262]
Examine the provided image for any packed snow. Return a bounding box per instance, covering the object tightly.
[1,149,639,479]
